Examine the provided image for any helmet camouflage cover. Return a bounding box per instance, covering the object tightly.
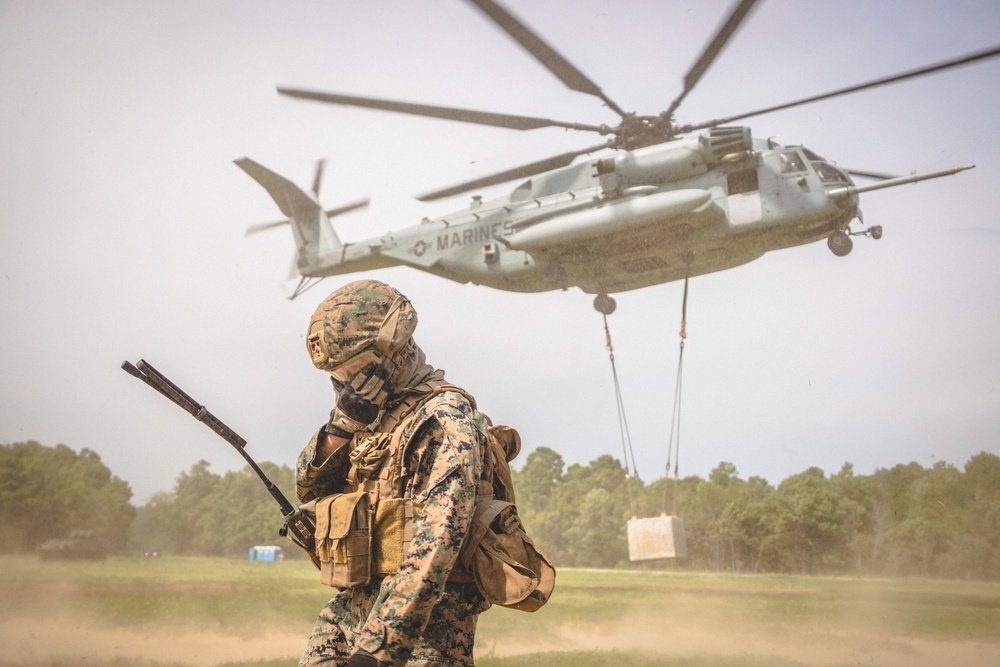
[306,279,418,372]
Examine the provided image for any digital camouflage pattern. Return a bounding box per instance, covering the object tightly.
[297,389,490,667]
[307,279,418,373]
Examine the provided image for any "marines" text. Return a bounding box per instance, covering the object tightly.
[436,220,514,250]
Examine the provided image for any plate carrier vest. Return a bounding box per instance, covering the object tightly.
[312,374,555,612]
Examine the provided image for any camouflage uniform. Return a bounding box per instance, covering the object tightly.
[296,280,491,667]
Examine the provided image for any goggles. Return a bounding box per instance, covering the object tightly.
[327,349,384,386]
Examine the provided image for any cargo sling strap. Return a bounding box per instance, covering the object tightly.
[600,274,690,518]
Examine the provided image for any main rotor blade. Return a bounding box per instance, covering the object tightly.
[464,0,628,119]
[677,44,1000,134]
[416,141,612,201]
[277,87,603,133]
[664,0,759,119]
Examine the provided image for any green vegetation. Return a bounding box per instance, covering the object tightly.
[478,654,802,667]
[1,557,998,666]
[0,555,324,630]
[132,459,302,559]
[0,441,135,553]
[3,440,999,580]
[513,448,1000,578]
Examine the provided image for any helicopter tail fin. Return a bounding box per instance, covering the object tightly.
[234,157,343,273]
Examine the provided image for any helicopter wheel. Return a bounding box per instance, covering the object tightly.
[594,294,617,315]
[827,231,853,257]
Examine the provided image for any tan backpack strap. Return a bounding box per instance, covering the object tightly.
[487,425,520,503]
[458,499,512,572]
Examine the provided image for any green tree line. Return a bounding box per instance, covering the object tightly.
[3,440,999,579]
[0,441,299,559]
[0,441,136,553]
[131,459,301,557]
[512,448,1000,579]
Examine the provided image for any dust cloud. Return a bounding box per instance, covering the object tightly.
[5,614,997,666]
[1,617,304,666]
[482,619,1000,667]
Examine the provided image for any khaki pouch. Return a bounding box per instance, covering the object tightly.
[315,489,372,589]
[459,499,556,612]
[372,497,413,575]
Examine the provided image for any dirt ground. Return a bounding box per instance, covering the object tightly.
[3,616,1000,667]
[0,617,304,666]
[482,620,1000,667]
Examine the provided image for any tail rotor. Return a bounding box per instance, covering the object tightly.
[242,159,370,238]
[236,157,370,296]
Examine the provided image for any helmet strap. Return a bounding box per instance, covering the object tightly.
[375,296,406,357]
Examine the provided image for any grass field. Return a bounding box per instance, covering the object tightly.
[1,555,998,666]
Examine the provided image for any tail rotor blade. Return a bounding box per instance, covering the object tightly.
[241,158,368,237]
[311,159,326,196]
[325,198,370,219]
[246,218,291,236]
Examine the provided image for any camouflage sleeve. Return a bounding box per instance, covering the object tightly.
[354,392,484,665]
[295,426,351,503]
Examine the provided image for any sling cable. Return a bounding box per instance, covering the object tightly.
[601,278,690,562]
[602,312,642,519]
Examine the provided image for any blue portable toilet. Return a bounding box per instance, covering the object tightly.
[249,545,284,562]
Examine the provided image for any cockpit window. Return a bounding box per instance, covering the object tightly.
[779,150,807,174]
[801,147,825,162]
[813,161,850,184]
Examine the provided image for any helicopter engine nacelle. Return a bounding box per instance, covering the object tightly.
[597,126,752,193]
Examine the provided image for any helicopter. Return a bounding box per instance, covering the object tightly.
[236,0,998,314]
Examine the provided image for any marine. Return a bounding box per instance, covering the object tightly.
[295,279,493,667]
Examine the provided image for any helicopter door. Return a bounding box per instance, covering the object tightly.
[726,165,761,225]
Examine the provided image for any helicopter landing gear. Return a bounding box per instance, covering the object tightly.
[850,224,883,240]
[830,223,885,257]
[827,231,853,257]
[594,293,617,315]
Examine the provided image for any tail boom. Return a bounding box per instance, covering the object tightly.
[235,157,342,271]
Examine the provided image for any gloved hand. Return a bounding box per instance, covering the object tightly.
[347,649,390,667]
[326,363,392,439]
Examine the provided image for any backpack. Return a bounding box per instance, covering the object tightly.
[460,423,555,612]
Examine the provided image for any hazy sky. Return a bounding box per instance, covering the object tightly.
[2,1,998,506]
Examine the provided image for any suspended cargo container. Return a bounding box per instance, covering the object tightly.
[627,514,687,561]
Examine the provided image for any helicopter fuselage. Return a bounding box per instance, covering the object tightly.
[302,126,860,296]
[253,0,992,303]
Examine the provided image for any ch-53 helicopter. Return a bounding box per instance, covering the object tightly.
[236,0,998,314]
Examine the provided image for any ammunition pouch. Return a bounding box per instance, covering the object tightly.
[312,427,413,590]
[372,497,412,576]
[310,491,416,587]
[315,489,372,589]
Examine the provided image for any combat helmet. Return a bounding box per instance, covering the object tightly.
[306,280,418,383]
